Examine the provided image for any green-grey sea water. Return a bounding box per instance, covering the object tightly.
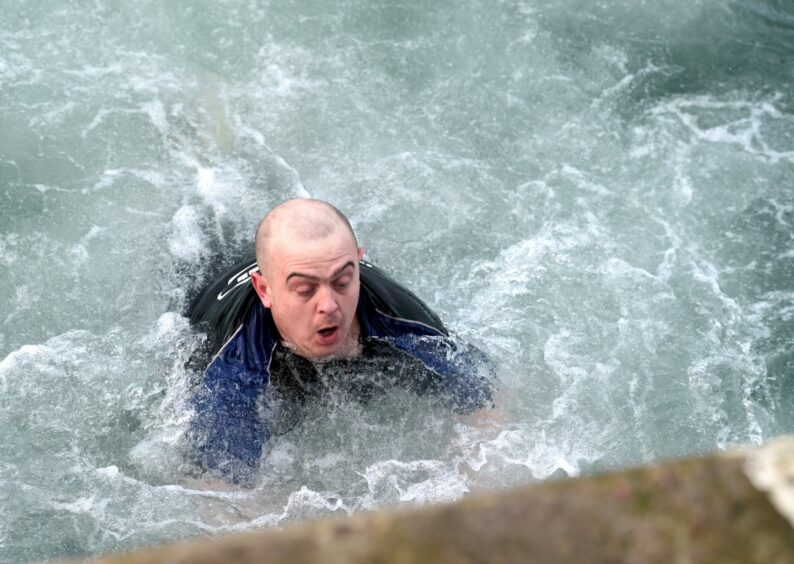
[1,0,793,561]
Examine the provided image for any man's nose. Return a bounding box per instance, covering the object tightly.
[316,285,339,314]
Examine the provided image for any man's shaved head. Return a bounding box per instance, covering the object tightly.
[255,199,357,276]
[250,198,365,359]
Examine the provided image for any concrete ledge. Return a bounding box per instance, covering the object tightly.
[73,437,794,564]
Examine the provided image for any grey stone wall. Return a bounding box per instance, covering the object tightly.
[67,437,794,564]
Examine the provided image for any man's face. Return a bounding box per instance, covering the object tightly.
[252,229,364,360]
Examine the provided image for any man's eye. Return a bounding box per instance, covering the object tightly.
[295,286,315,296]
[334,278,352,289]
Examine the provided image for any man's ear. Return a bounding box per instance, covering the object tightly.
[250,271,273,308]
[357,246,365,261]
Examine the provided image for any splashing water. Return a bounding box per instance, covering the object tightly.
[1,0,793,561]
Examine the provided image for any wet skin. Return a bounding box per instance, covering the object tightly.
[251,228,365,360]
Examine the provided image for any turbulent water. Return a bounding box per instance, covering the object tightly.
[1,0,793,561]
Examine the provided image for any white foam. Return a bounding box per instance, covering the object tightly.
[591,49,662,108]
[81,103,169,140]
[92,167,167,193]
[196,166,217,201]
[463,427,586,480]
[70,224,104,262]
[0,235,18,267]
[141,99,168,136]
[649,93,794,164]
[62,62,123,79]
[359,459,468,506]
[27,100,77,128]
[250,42,320,101]
[281,486,349,518]
[560,164,613,196]
[82,108,115,138]
[51,496,97,514]
[543,330,589,387]
[168,205,209,263]
[671,146,694,207]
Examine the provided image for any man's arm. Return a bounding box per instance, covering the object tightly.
[183,358,269,487]
[391,333,497,415]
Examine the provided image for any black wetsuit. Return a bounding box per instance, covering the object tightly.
[185,258,494,484]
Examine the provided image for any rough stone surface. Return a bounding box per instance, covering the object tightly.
[745,436,794,529]
[65,438,794,564]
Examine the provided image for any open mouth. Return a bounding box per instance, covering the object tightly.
[318,326,337,337]
[316,325,340,345]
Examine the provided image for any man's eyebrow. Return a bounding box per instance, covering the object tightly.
[286,261,356,283]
